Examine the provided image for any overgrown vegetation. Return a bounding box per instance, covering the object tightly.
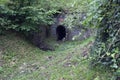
[0,0,92,33]
[0,0,120,80]
[0,0,60,34]
[85,0,120,79]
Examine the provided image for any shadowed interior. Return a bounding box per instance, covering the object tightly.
[56,25,66,40]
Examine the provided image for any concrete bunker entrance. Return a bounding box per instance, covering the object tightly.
[56,25,66,41]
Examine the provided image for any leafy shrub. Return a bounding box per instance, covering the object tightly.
[0,0,58,33]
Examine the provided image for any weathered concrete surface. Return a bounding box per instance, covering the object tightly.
[26,25,54,51]
[50,12,92,41]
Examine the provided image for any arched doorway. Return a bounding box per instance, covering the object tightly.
[56,25,66,41]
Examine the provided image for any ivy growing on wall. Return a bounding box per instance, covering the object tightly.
[87,0,120,78]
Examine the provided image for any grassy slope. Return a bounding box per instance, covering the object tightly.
[0,33,112,80]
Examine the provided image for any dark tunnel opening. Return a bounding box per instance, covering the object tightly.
[56,25,66,41]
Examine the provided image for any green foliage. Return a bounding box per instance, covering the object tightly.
[62,13,86,29]
[60,0,93,28]
[0,0,59,33]
[0,0,93,33]
[0,0,9,4]
[0,66,3,73]
[0,0,94,34]
[88,0,120,78]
